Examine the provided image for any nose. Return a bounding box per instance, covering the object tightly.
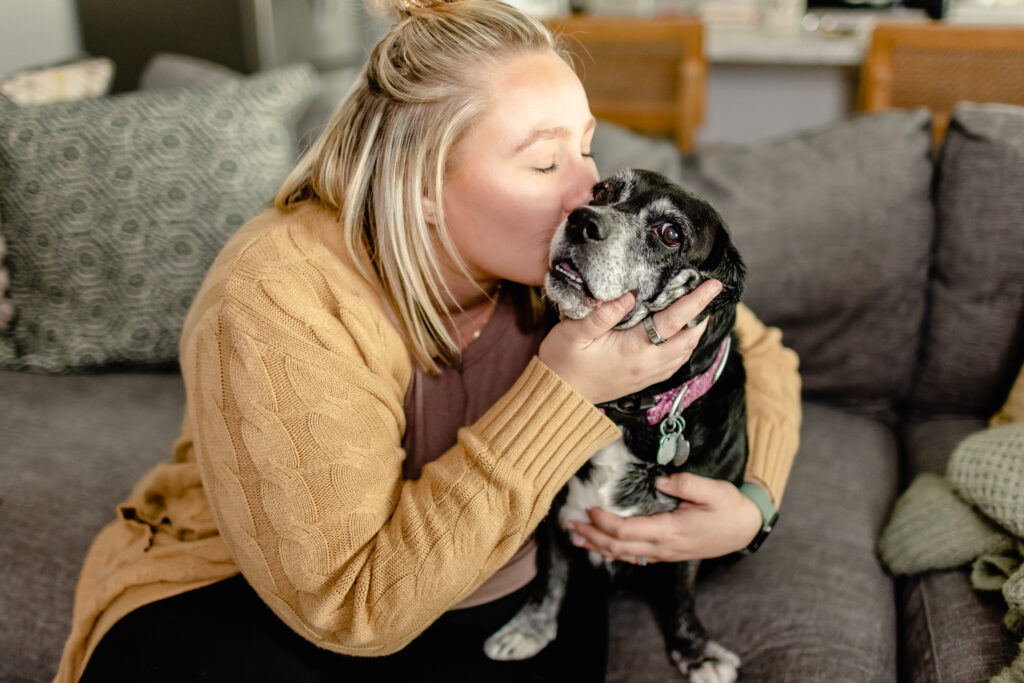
[563,156,600,214]
[566,207,605,243]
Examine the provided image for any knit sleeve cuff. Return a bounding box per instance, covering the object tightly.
[744,415,799,506]
[464,356,621,504]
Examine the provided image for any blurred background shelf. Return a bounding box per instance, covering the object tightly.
[2,0,1020,148]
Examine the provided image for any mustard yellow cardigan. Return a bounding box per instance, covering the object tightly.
[56,203,801,682]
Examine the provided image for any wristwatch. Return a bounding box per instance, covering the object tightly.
[737,481,779,555]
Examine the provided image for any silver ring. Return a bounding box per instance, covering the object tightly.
[638,555,648,567]
[643,315,667,346]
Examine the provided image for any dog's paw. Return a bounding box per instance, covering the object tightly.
[671,640,740,683]
[482,608,557,661]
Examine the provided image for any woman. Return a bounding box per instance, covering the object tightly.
[59,1,800,680]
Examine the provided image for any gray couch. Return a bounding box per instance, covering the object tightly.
[2,61,1022,681]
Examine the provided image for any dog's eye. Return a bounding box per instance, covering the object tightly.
[591,184,609,206]
[655,223,682,247]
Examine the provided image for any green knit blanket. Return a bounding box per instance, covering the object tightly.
[878,422,1024,683]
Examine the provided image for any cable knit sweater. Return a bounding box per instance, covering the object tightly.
[56,202,801,682]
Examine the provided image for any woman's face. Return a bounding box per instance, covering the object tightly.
[440,50,599,290]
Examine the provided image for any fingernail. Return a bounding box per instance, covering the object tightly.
[571,533,585,547]
[655,476,669,488]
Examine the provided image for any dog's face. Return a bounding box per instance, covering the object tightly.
[545,169,744,329]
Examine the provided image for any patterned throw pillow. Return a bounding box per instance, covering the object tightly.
[0,57,116,333]
[0,64,315,372]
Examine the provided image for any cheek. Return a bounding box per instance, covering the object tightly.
[443,170,579,284]
[485,189,564,284]
[514,183,569,228]
[508,195,567,262]
[487,184,559,239]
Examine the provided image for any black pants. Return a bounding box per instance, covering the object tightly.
[81,566,609,682]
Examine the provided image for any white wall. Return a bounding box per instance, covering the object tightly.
[701,64,859,146]
[0,0,81,74]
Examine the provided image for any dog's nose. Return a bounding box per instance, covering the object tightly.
[566,209,606,243]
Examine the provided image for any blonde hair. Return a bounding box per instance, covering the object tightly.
[275,0,568,373]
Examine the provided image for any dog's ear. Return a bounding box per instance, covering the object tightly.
[701,224,745,311]
[713,239,745,306]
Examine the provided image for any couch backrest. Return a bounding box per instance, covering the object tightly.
[910,103,1024,419]
[593,110,936,421]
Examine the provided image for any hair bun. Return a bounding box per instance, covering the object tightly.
[365,0,456,21]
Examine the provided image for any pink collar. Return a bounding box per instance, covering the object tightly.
[643,336,732,425]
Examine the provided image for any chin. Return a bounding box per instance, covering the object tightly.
[521,264,552,289]
[543,270,600,319]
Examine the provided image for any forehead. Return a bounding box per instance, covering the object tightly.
[475,50,591,150]
[605,172,663,203]
[600,172,698,219]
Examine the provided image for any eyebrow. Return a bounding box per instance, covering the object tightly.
[514,118,597,154]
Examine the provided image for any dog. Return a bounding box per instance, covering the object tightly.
[483,169,748,681]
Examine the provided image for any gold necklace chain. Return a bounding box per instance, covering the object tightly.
[469,282,502,342]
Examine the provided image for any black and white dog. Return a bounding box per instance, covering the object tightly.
[484,169,748,681]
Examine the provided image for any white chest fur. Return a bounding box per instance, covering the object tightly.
[557,434,645,567]
[558,432,645,525]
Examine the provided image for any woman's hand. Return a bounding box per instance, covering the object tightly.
[564,473,763,563]
[538,279,723,405]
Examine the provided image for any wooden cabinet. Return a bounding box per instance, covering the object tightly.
[547,15,706,151]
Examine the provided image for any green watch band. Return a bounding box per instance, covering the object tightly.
[737,481,779,555]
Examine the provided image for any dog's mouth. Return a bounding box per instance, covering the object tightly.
[550,259,601,308]
[548,258,641,324]
[553,260,595,298]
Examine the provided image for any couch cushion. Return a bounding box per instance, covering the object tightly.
[904,416,988,477]
[911,103,1024,419]
[898,568,1018,683]
[0,65,314,372]
[0,369,186,682]
[593,110,936,421]
[606,402,901,681]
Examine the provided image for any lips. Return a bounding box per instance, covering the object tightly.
[550,259,599,306]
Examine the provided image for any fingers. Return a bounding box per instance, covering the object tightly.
[568,520,657,564]
[575,291,635,342]
[586,506,669,541]
[646,279,722,346]
[654,472,721,504]
[567,477,763,563]
[659,317,708,359]
[566,508,673,563]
